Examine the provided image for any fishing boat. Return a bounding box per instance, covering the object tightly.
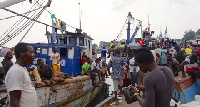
[119,12,199,106]
[172,73,200,104]
[0,0,103,107]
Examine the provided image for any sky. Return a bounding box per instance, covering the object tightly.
[0,0,200,47]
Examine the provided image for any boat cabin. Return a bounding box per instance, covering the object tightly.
[30,27,93,77]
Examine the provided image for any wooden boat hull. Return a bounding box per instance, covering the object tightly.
[0,76,102,107]
[172,73,200,104]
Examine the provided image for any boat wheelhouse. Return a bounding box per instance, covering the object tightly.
[30,26,93,77]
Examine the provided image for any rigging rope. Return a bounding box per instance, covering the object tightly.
[34,0,77,30]
[115,18,127,41]
[1,8,45,45]
[0,0,47,46]
[0,6,43,21]
[0,0,42,39]
[19,3,48,42]
[0,1,45,44]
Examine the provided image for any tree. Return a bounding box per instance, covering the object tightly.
[182,29,196,40]
[99,41,111,48]
[196,29,200,35]
[92,43,98,49]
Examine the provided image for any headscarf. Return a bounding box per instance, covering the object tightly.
[1,48,10,57]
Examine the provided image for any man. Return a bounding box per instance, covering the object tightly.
[101,47,107,62]
[108,50,127,105]
[1,48,13,76]
[132,47,174,107]
[81,52,87,65]
[129,57,139,86]
[82,57,98,86]
[91,58,103,82]
[175,50,187,64]
[185,45,192,55]
[150,47,156,61]
[37,59,71,84]
[169,48,176,58]
[166,53,180,76]
[181,49,200,78]
[155,46,162,56]
[50,47,61,72]
[1,47,44,87]
[5,43,37,107]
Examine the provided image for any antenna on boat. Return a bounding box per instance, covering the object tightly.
[78,3,82,31]
[148,15,150,32]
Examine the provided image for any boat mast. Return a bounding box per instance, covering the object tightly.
[126,12,131,45]
[78,3,81,31]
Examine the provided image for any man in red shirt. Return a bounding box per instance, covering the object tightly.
[81,52,87,65]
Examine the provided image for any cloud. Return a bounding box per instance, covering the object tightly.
[111,0,137,10]
[167,0,199,5]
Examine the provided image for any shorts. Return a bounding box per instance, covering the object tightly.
[52,64,60,72]
[102,57,106,62]
[113,78,123,91]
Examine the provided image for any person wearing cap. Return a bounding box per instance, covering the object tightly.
[1,48,14,76]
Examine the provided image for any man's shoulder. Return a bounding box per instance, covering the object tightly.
[6,64,24,78]
[84,62,90,66]
[8,64,21,72]
[172,58,179,63]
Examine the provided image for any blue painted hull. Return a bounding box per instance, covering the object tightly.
[172,79,200,103]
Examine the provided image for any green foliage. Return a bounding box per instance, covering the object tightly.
[182,29,196,40]
[92,43,98,49]
[196,29,200,35]
[99,41,111,48]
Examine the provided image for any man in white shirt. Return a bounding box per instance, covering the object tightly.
[129,57,139,86]
[5,43,37,107]
[91,58,102,83]
[50,47,61,72]
[150,47,156,61]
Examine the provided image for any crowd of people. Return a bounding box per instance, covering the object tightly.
[83,39,200,106]
[0,43,73,107]
[1,39,200,106]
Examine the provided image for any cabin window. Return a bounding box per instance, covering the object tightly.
[34,47,40,55]
[41,48,47,55]
[85,39,87,46]
[59,37,67,44]
[60,48,67,57]
[79,37,84,46]
[69,37,76,45]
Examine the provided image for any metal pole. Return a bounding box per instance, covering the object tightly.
[127,12,131,45]
[78,3,81,30]
[148,15,149,27]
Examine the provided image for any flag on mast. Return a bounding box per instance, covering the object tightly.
[165,26,167,34]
